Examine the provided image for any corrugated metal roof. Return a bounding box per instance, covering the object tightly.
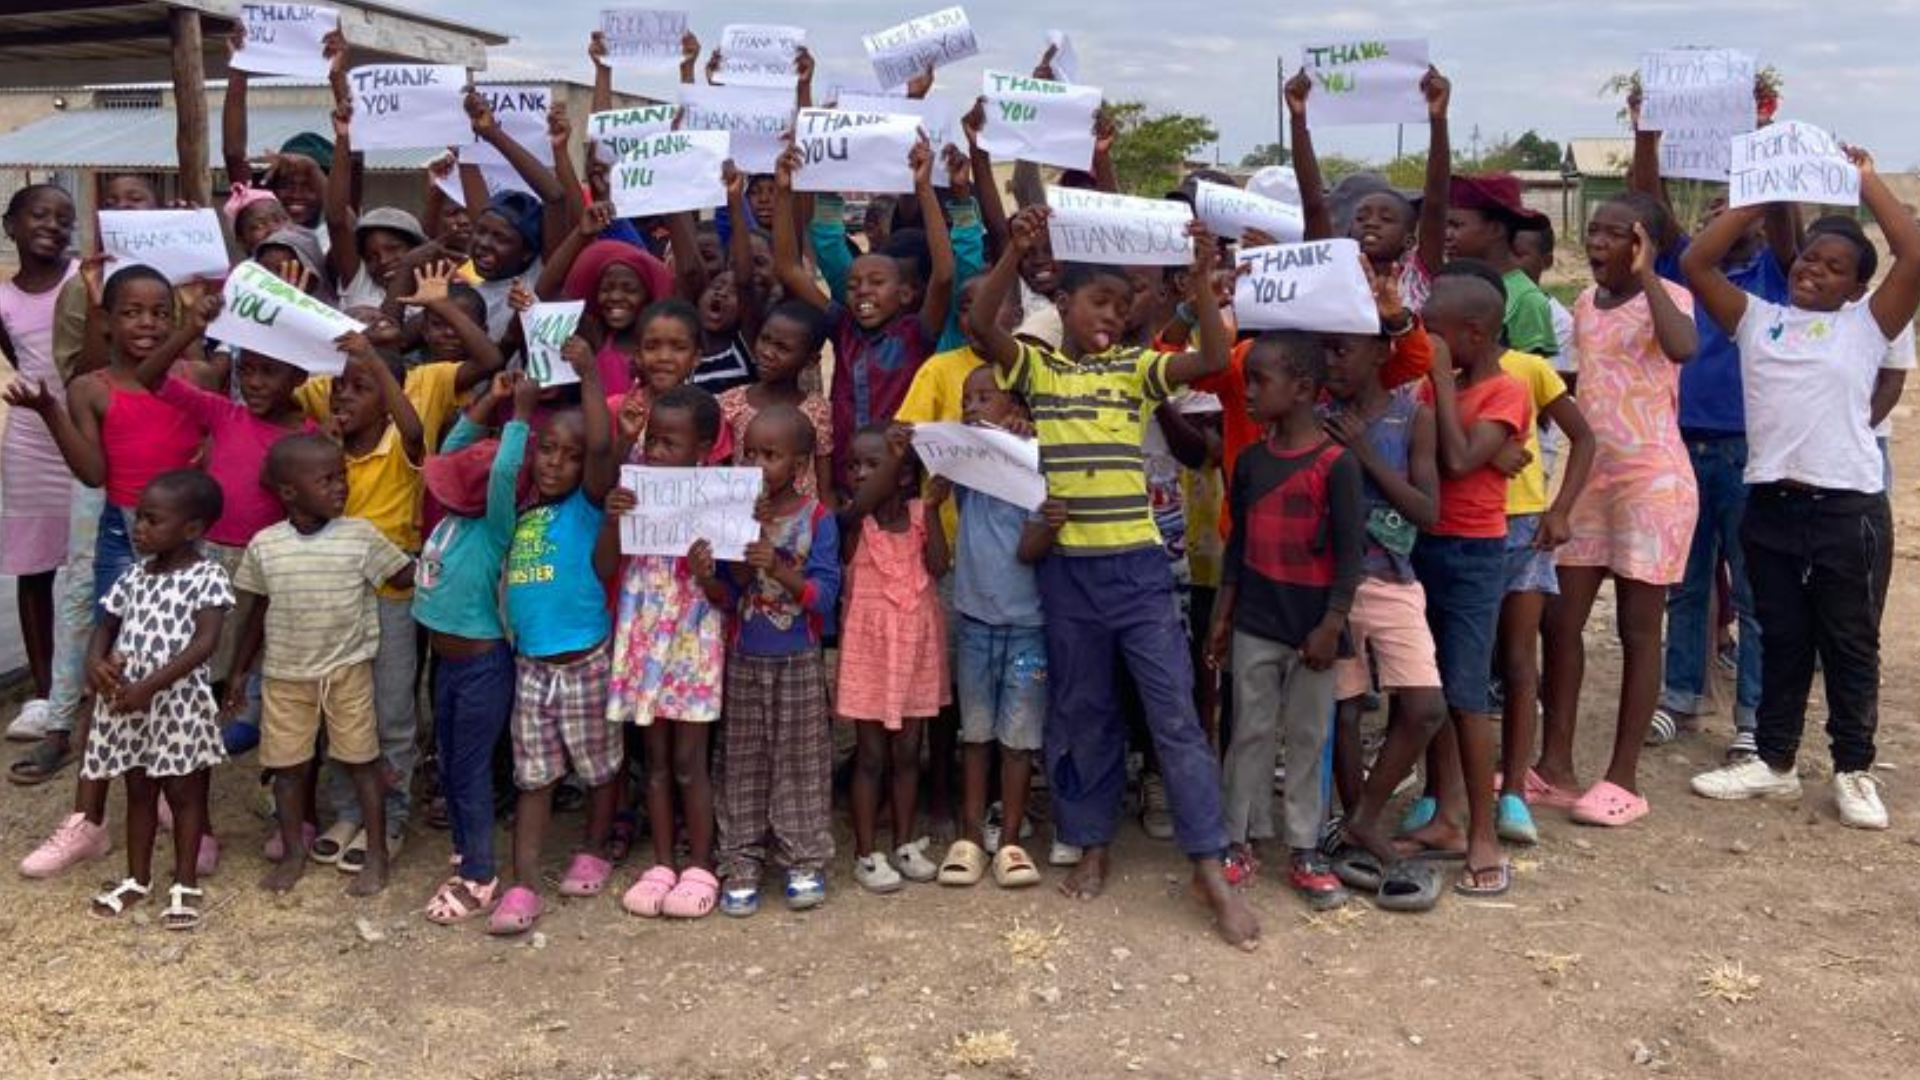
[0,106,438,172]
[1566,138,1633,177]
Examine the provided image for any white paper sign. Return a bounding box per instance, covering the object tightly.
[1640,48,1758,181]
[1045,187,1193,267]
[911,422,1046,510]
[231,4,337,80]
[1246,165,1302,208]
[716,24,805,89]
[208,260,366,375]
[618,465,764,559]
[1045,31,1078,84]
[598,9,687,70]
[1193,180,1304,244]
[467,84,553,168]
[98,209,231,285]
[678,84,793,174]
[608,131,730,218]
[978,70,1100,171]
[520,301,585,387]
[588,103,679,164]
[833,93,955,188]
[863,7,979,91]
[1232,239,1379,334]
[1728,121,1860,209]
[349,65,467,151]
[1298,39,1429,125]
[431,158,534,208]
[790,109,921,196]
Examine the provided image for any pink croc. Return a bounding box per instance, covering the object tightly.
[558,852,614,897]
[1570,781,1650,827]
[662,867,719,919]
[621,865,678,917]
[1523,768,1582,811]
[487,884,544,935]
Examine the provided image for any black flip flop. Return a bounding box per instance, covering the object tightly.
[8,738,76,786]
[1330,846,1385,892]
[1375,860,1442,912]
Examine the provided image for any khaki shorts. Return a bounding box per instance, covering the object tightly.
[260,661,379,770]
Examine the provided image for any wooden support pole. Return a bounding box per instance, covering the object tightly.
[170,7,209,208]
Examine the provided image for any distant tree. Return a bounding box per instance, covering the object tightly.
[1107,101,1219,195]
[1479,130,1564,172]
[1382,153,1427,190]
[1240,142,1290,168]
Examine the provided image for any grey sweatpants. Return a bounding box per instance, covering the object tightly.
[325,595,419,830]
[1223,631,1335,850]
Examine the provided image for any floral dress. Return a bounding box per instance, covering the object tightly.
[606,553,726,726]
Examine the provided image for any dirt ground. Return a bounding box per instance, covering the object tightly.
[3,442,1919,1080]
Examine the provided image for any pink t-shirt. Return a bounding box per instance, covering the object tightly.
[158,377,317,546]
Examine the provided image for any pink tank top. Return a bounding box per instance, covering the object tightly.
[100,377,203,507]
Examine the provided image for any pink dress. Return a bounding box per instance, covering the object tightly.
[717,386,832,500]
[0,264,77,575]
[1559,282,1699,584]
[835,500,949,728]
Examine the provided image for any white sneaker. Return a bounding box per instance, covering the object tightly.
[1691,757,1801,801]
[5,699,52,742]
[1834,771,1889,830]
[854,852,903,893]
[892,838,938,883]
[1047,840,1083,867]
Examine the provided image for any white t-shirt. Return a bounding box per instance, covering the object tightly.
[470,258,543,340]
[1737,299,1890,493]
[1873,319,1915,440]
[1547,295,1578,375]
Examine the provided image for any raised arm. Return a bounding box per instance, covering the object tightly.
[1858,149,1920,339]
[533,201,612,302]
[1633,224,1698,362]
[1091,108,1119,194]
[324,94,361,287]
[678,31,701,86]
[1164,223,1230,387]
[0,377,104,487]
[546,103,586,241]
[133,289,221,390]
[1287,69,1335,242]
[589,32,613,114]
[665,210,710,304]
[404,261,504,391]
[342,333,425,464]
[1680,204,1762,335]
[969,206,1041,373]
[221,24,253,188]
[911,138,955,341]
[464,89,565,208]
[722,164,765,340]
[567,336,616,502]
[1625,87,1679,249]
[770,145,831,310]
[1414,67,1452,275]
[964,99,1009,262]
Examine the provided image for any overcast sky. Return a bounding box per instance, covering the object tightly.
[414,0,1920,170]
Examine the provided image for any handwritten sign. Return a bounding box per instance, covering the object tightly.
[430,156,534,208]
[588,103,679,164]
[520,300,585,387]
[467,84,552,168]
[834,92,956,187]
[208,260,365,375]
[790,109,921,196]
[716,24,805,89]
[911,422,1046,510]
[978,70,1100,171]
[1640,48,1757,181]
[608,130,730,218]
[618,465,764,559]
[598,9,686,70]
[1046,30,1078,84]
[1193,180,1304,244]
[349,65,467,151]
[1045,187,1192,267]
[678,84,792,174]
[1297,39,1429,125]
[98,209,231,285]
[1728,121,1859,209]
[862,7,979,91]
[231,3,337,80]
[1232,238,1379,335]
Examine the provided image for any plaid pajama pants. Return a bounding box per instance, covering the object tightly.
[716,649,835,883]
[511,644,620,790]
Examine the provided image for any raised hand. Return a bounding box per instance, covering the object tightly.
[547,101,572,151]
[1008,206,1050,254]
[1,377,57,415]
[1421,66,1451,121]
[906,63,935,100]
[463,87,496,135]
[1285,68,1312,117]
[588,30,609,69]
[908,135,934,187]
[401,259,455,304]
[774,143,804,191]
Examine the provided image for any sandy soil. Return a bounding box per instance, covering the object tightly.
[2,424,1918,1080]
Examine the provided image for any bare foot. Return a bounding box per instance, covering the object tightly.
[346,854,389,898]
[1190,861,1260,951]
[261,857,306,893]
[1342,818,1398,868]
[1392,818,1466,859]
[1057,846,1109,900]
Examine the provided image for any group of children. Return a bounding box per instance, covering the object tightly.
[2,27,1915,949]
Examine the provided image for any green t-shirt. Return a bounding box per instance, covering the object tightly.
[1502,268,1558,359]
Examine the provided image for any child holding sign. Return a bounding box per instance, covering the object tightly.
[492,342,622,934]
[714,406,843,915]
[1686,147,1920,830]
[607,386,732,920]
[969,207,1259,950]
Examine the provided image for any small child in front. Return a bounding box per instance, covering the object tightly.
[228,433,414,897]
[1207,333,1364,910]
[969,206,1259,950]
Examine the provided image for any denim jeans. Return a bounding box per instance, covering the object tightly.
[432,642,515,881]
[45,483,104,733]
[325,596,421,830]
[1660,436,1760,731]
[92,501,137,622]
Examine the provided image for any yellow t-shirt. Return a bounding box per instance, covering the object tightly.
[896,345,988,546]
[294,360,462,452]
[1498,349,1565,516]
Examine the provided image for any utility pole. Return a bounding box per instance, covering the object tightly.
[1275,54,1287,163]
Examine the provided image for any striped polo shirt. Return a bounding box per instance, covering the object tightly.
[233,517,411,680]
[999,341,1174,555]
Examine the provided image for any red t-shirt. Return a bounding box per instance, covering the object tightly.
[1421,372,1530,539]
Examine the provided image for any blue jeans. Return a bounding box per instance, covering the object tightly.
[92,501,137,621]
[1660,436,1760,731]
[1411,534,1505,716]
[432,642,516,881]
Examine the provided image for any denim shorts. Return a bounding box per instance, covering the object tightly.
[954,616,1047,751]
[93,503,138,621]
[1412,534,1506,715]
[1503,513,1561,596]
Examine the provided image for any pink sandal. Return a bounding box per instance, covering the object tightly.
[558,852,614,897]
[1523,768,1581,810]
[661,867,719,919]
[1570,781,1649,827]
[486,885,543,935]
[426,876,501,925]
[622,865,678,917]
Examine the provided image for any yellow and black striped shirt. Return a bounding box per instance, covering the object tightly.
[998,341,1174,555]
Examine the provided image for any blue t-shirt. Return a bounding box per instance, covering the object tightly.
[953,486,1044,627]
[412,416,520,640]
[1657,237,1791,435]
[505,485,609,659]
